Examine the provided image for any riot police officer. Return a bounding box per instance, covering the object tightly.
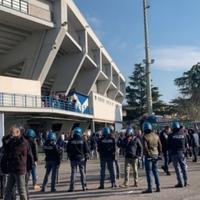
[168,121,189,187]
[98,127,117,189]
[120,127,143,188]
[41,132,62,192]
[25,129,40,191]
[67,127,90,192]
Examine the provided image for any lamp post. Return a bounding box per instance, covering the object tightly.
[143,0,153,115]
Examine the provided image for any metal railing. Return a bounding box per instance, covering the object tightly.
[0,0,28,13]
[0,92,91,115]
[0,0,52,22]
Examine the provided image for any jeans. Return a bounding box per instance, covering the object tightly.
[144,156,160,191]
[192,146,199,162]
[41,161,58,191]
[69,160,86,190]
[100,159,116,187]
[163,151,170,172]
[115,159,120,179]
[124,158,138,185]
[4,174,27,200]
[171,153,188,185]
[31,166,37,186]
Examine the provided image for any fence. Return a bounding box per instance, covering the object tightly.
[0,0,28,13]
[0,92,91,115]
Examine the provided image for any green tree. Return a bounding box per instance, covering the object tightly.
[126,63,165,120]
[172,63,200,120]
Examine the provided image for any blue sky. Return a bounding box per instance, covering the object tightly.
[74,0,200,103]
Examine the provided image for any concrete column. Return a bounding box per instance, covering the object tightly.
[30,0,67,84]
[60,121,74,133]
[75,67,100,95]
[79,122,90,134]
[51,53,86,94]
[0,113,4,146]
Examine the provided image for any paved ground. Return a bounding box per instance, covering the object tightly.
[29,157,200,200]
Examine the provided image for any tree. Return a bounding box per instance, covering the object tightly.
[172,63,200,120]
[126,63,165,120]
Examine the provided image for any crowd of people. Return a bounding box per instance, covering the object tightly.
[0,121,199,199]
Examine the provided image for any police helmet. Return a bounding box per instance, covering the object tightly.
[172,121,180,130]
[48,132,57,141]
[142,121,152,132]
[126,127,134,136]
[73,127,82,136]
[102,127,111,135]
[26,129,36,138]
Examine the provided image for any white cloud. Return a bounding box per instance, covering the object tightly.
[152,46,200,71]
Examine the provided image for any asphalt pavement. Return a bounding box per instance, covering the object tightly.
[29,157,200,200]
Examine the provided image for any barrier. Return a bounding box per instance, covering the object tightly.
[0,92,91,115]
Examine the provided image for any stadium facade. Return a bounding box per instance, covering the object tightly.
[0,0,125,140]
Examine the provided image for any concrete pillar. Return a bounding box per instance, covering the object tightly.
[91,120,95,133]
[0,113,4,146]
[79,122,90,134]
[60,121,74,133]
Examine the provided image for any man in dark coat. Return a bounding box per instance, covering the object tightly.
[41,132,62,192]
[120,127,143,187]
[98,127,117,189]
[3,124,32,200]
[67,127,90,192]
[160,126,171,175]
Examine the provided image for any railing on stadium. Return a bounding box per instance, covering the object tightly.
[0,92,91,115]
[0,0,28,13]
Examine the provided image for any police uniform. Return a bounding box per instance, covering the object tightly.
[168,128,188,187]
[67,133,90,192]
[98,133,116,188]
[41,134,62,192]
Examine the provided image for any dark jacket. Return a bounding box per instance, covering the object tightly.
[168,130,188,155]
[43,140,62,165]
[121,136,143,159]
[67,135,90,161]
[98,135,116,160]
[3,136,31,175]
[160,130,169,153]
[27,138,38,162]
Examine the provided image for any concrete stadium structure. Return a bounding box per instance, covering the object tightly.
[0,0,125,140]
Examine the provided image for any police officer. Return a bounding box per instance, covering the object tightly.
[168,121,188,187]
[142,122,162,193]
[98,127,117,189]
[25,129,40,191]
[67,127,90,192]
[120,127,143,188]
[41,132,62,192]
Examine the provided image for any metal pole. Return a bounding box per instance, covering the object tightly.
[143,0,153,115]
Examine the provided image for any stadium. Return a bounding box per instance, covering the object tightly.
[0,0,125,142]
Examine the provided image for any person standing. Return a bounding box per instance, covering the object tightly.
[168,121,189,188]
[3,124,32,200]
[142,122,162,193]
[120,128,143,188]
[189,128,199,162]
[160,126,171,175]
[25,129,40,191]
[98,127,117,189]
[67,127,90,192]
[41,132,62,192]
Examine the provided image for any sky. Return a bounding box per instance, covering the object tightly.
[74,0,200,103]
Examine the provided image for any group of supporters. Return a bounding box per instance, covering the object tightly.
[0,121,199,199]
